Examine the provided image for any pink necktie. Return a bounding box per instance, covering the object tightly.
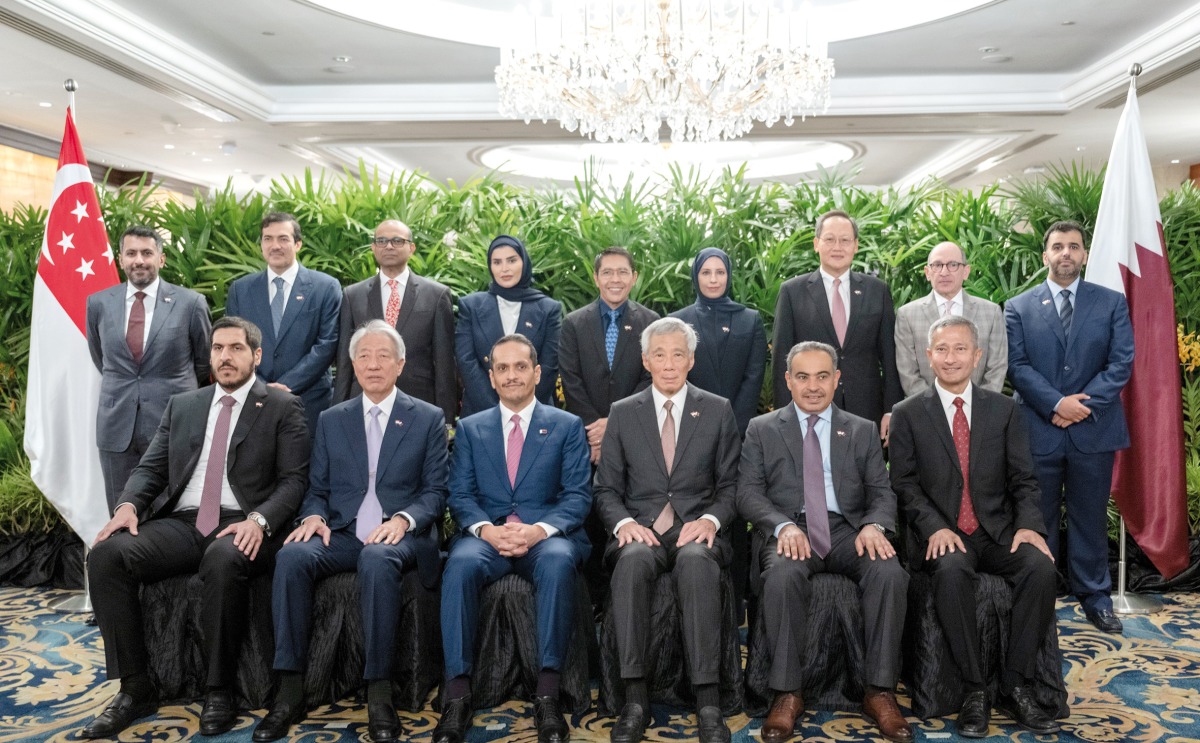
[197,395,236,537]
[385,279,401,327]
[831,277,847,346]
[506,414,523,523]
[356,407,385,542]
[653,400,677,535]
[953,398,978,535]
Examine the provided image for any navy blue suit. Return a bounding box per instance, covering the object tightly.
[271,391,448,680]
[442,402,591,679]
[1006,279,1133,610]
[226,264,341,437]
[455,292,562,417]
[670,304,767,435]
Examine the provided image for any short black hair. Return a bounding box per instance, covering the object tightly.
[262,212,301,242]
[490,333,538,368]
[212,316,263,353]
[1043,220,1087,248]
[815,209,858,240]
[593,246,636,274]
[120,225,163,251]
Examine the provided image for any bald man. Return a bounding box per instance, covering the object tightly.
[894,242,1007,397]
[334,219,457,422]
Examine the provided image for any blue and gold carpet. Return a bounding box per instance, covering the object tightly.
[2,587,1199,742]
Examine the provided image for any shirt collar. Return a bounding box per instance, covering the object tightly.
[819,267,850,285]
[934,378,973,411]
[126,277,160,301]
[269,261,301,287]
[1046,276,1081,298]
[792,402,832,430]
[934,289,964,309]
[598,297,628,316]
[499,398,538,427]
[362,386,399,420]
[651,383,689,412]
[379,266,410,288]
[214,376,256,407]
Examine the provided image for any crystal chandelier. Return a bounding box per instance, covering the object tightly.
[495,0,835,144]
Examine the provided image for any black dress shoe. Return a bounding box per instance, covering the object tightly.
[253,701,305,741]
[610,702,650,743]
[81,691,158,738]
[956,690,990,738]
[999,685,1060,734]
[1085,607,1124,634]
[433,695,473,743]
[199,689,238,736]
[367,702,402,743]
[533,695,570,743]
[696,706,731,743]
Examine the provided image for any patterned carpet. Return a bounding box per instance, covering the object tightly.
[2,587,1200,742]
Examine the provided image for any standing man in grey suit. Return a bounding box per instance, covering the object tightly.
[87,225,211,511]
[737,341,911,743]
[334,219,457,423]
[894,241,1007,397]
[226,212,341,438]
[594,317,742,743]
[772,211,902,442]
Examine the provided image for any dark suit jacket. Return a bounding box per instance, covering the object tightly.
[225,265,342,430]
[670,304,767,434]
[303,391,448,587]
[448,402,592,555]
[455,291,562,417]
[593,385,741,547]
[87,280,211,452]
[772,271,902,424]
[117,380,310,536]
[1005,281,1133,455]
[735,404,895,561]
[889,386,1044,552]
[559,299,658,425]
[333,272,457,421]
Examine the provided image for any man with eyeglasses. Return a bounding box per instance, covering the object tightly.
[772,210,902,443]
[894,241,1007,397]
[226,212,342,438]
[334,219,457,423]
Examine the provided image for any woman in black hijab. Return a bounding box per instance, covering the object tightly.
[670,247,767,434]
[455,235,562,417]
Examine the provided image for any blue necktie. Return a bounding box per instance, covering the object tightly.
[1059,289,1073,335]
[270,276,286,335]
[605,309,619,367]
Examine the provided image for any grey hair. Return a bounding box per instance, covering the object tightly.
[785,341,838,374]
[640,317,698,354]
[927,315,979,348]
[349,319,406,360]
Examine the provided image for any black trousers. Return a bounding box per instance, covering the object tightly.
[925,528,1058,690]
[88,508,283,688]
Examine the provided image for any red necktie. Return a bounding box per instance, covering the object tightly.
[385,278,401,327]
[831,277,847,346]
[953,397,978,535]
[126,291,146,365]
[197,395,236,537]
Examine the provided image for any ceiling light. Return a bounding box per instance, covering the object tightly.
[978,46,998,53]
[163,144,175,150]
[1061,20,1075,26]
[38,101,52,108]
[981,55,1012,63]
[1172,159,1181,164]
[220,141,237,155]
[495,0,834,143]
[1076,146,1086,152]
[333,55,352,63]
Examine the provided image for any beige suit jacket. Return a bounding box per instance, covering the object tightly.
[894,290,1008,397]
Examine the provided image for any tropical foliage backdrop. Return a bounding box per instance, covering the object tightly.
[2,163,1200,543]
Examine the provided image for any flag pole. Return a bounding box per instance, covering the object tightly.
[1110,62,1163,616]
[49,76,95,616]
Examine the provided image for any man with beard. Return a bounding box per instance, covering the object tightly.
[1005,220,1133,634]
[86,225,211,511]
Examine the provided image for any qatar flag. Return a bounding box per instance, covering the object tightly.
[22,108,118,546]
[1087,79,1189,579]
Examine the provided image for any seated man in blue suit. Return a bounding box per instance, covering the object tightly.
[226,212,341,438]
[256,320,448,743]
[434,334,592,743]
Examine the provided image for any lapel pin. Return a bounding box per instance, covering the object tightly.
[539,428,548,435]
[295,295,304,301]
[722,326,730,333]
[255,401,263,408]
[1042,299,1052,305]
[853,289,862,296]
[163,296,173,303]
[690,411,700,418]
[624,324,632,331]
[836,429,846,437]
[395,420,403,427]
[524,320,533,328]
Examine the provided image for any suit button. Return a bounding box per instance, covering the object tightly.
[483,355,490,363]
[667,492,673,499]
[1064,365,1071,371]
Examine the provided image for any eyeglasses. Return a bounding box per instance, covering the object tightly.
[372,237,413,247]
[598,268,633,279]
[818,236,856,247]
[927,261,966,272]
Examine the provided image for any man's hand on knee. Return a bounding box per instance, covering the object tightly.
[217,518,264,560]
[94,504,139,545]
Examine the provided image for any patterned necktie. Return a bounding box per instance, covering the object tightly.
[126,290,146,365]
[953,398,978,535]
[605,309,620,368]
[653,400,677,534]
[831,277,848,346]
[270,276,286,334]
[197,395,236,537]
[385,278,401,327]
[1059,289,1073,335]
[942,299,953,317]
[356,406,385,542]
[803,413,832,558]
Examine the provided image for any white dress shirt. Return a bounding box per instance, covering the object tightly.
[380,267,410,316]
[820,267,852,325]
[934,379,973,431]
[268,261,301,315]
[497,296,522,335]
[124,277,160,349]
[175,377,257,512]
[936,290,965,317]
[469,399,558,538]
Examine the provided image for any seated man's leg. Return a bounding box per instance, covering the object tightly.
[758,546,817,695]
[360,536,426,682]
[976,539,1058,688]
[671,540,725,689]
[273,530,362,675]
[925,545,983,688]
[608,540,669,683]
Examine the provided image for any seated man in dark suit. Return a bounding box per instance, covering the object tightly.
[736,341,911,743]
[82,316,309,739]
[890,315,1059,737]
[434,334,592,743]
[594,317,742,743]
[255,319,448,743]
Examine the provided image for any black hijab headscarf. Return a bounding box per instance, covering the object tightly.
[486,235,547,303]
[691,247,746,312]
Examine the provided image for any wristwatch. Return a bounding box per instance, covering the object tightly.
[248,511,270,536]
[869,523,886,535]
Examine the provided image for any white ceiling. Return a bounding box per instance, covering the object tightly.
[2,0,1199,195]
